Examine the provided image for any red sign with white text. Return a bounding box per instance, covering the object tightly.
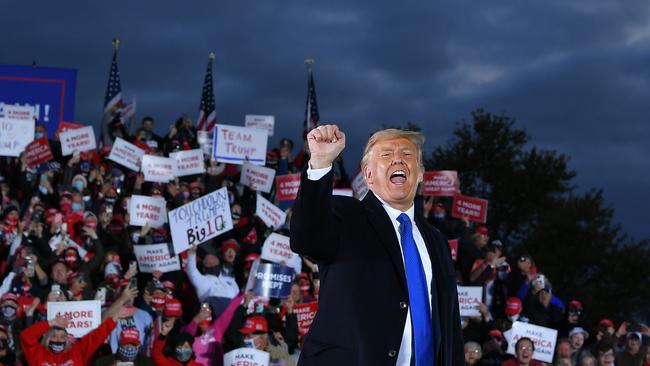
[293,301,318,340]
[275,173,301,201]
[24,138,53,167]
[423,171,459,196]
[451,194,488,223]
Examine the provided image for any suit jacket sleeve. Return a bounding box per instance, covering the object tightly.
[290,169,342,263]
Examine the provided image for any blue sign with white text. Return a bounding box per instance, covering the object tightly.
[0,64,77,139]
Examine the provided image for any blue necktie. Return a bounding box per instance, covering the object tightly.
[397,213,434,366]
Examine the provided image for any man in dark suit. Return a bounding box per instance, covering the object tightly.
[290,125,464,366]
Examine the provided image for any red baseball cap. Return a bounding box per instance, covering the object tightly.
[568,300,583,311]
[163,299,183,318]
[599,319,614,328]
[221,239,240,254]
[161,281,176,292]
[239,315,268,334]
[119,328,141,346]
[1,293,19,305]
[474,226,489,235]
[488,329,503,339]
[505,297,522,316]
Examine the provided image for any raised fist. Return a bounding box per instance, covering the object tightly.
[307,124,346,169]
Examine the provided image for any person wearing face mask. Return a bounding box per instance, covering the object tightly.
[185,245,240,304]
[96,327,155,366]
[503,297,529,327]
[0,324,18,366]
[0,293,24,357]
[153,319,201,366]
[180,293,244,366]
[19,285,138,366]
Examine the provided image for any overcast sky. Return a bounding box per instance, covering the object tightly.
[3,0,650,240]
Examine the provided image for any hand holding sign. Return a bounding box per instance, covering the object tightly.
[49,314,71,329]
[307,124,346,169]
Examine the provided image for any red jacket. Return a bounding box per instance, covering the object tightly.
[152,336,202,366]
[20,318,117,366]
[501,358,544,366]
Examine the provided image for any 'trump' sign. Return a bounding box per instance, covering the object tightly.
[451,194,489,224]
[423,171,459,196]
[506,322,558,363]
[168,187,233,255]
[47,300,101,338]
[0,64,77,139]
[212,124,268,165]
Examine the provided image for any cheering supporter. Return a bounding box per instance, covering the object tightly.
[19,285,137,366]
[465,341,483,365]
[153,319,202,366]
[459,225,490,283]
[595,342,616,366]
[568,326,592,364]
[616,332,644,366]
[502,337,544,366]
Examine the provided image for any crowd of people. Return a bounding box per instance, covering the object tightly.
[0,114,647,365]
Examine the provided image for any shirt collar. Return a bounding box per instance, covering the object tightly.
[373,192,415,224]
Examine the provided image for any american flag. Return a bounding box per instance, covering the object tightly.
[100,43,125,146]
[196,54,217,132]
[303,68,320,136]
[103,49,124,114]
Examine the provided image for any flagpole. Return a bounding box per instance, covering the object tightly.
[304,58,314,132]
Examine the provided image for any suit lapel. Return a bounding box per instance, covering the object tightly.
[362,192,407,294]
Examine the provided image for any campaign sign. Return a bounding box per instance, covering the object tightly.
[128,195,167,228]
[423,171,459,196]
[168,187,233,255]
[133,243,180,273]
[294,301,319,340]
[457,286,482,317]
[223,348,270,366]
[351,170,368,200]
[507,321,558,363]
[245,114,275,137]
[256,194,287,230]
[212,124,268,165]
[24,137,53,167]
[108,137,144,171]
[261,233,301,274]
[170,149,205,177]
[0,105,35,157]
[275,173,300,201]
[0,64,77,138]
[251,263,295,299]
[448,239,458,262]
[141,155,176,183]
[47,300,101,338]
[60,125,96,156]
[240,163,276,193]
[451,194,489,224]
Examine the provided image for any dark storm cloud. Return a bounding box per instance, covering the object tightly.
[2,0,650,238]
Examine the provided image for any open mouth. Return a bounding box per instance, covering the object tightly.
[389,170,407,184]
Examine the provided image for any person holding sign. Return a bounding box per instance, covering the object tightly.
[19,286,137,366]
[290,125,463,365]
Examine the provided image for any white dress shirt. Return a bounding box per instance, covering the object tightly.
[307,165,433,366]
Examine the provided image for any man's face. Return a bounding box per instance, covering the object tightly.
[516,340,534,364]
[627,337,641,355]
[364,138,422,211]
[476,233,489,247]
[570,333,585,349]
[517,256,532,272]
[143,120,153,130]
[51,263,68,285]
